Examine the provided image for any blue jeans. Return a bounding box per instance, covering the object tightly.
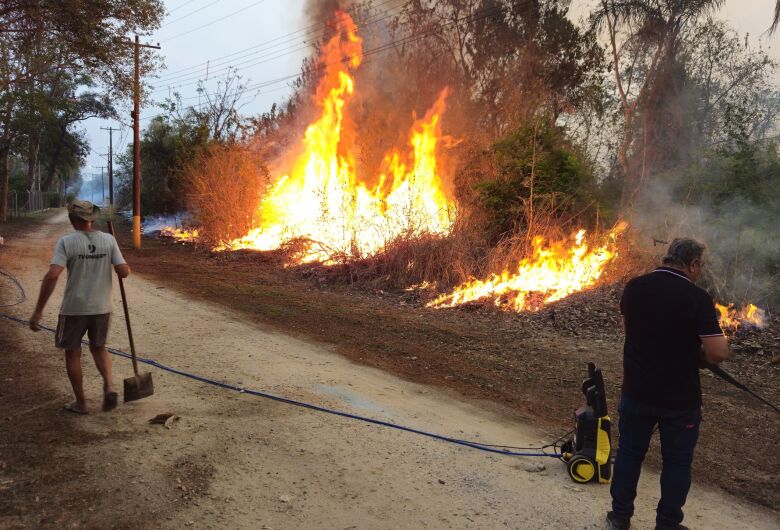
[610,395,701,529]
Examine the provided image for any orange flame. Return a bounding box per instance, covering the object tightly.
[160,226,201,242]
[716,303,767,334]
[219,11,454,262]
[429,223,628,311]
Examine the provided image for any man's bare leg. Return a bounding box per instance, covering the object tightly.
[64,347,88,413]
[90,345,117,411]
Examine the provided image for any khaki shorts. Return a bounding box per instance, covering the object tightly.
[55,314,111,350]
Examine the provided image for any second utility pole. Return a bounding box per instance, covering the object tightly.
[99,166,105,204]
[100,125,119,214]
[131,35,160,249]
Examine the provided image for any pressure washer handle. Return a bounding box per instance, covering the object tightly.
[708,365,745,389]
[709,364,780,414]
[107,221,140,377]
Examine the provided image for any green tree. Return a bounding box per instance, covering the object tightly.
[682,20,778,147]
[0,0,164,221]
[474,120,599,241]
[590,0,724,201]
[389,0,605,138]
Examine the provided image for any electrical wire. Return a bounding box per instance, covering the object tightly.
[178,2,502,93]
[154,0,405,82]
[140,3,504,121]
[168,0,203,15]
[161,0,222,28]
[477,428,575,459]
[152,0,408,90]
[161,0,269,42]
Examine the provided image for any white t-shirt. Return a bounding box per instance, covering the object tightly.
[51,230,126,315]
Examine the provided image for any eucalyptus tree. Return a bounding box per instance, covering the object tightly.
[590,0,724,203]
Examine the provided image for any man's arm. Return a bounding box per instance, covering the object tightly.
[701,335,729,366]
[696,292,728,366]
[30,265,64,331]
[114,263,130,278]
[110,235,129,279]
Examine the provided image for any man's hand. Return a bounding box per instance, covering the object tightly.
[31,265,63,330]
[701,334,729,366]
[29,310,42,331]
[114,263,130,279]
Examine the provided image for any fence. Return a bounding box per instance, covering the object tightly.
[7,190,63,218]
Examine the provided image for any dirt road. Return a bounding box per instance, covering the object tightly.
[1,211,776,529]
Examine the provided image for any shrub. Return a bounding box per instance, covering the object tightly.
[474,120,601,243]
[184,144,270,244]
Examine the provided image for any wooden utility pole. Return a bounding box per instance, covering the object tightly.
[131,35,160,249]
[100,126,119,213]
[98,166,106,204]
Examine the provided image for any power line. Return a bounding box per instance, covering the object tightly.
[157,12,405,90]
[152,1,408,93]
[154,0,404,82]
[153,42,311,94]
[168,0,203,15]
[161,0,269,42]
[223,4,503,95]
[161,0,221,28]
[139,3,504,122]
[136,6,496,120]
[144,6,493,120]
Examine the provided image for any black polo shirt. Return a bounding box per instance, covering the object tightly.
[619,266,723,410]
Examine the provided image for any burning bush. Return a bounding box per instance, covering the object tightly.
[162,6,620,310]
[183,144,270,244]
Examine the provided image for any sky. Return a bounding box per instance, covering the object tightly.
[79,0,780,195]
[81,0,309,196]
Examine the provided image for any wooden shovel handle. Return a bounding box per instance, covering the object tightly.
[106,221,140,376]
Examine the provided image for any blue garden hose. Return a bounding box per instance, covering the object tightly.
[0,310,561,459]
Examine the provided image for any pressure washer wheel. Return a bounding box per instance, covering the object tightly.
[567,454,597,483]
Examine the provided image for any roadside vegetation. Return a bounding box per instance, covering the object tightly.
[0,1,165,219]
[104,1,780,308]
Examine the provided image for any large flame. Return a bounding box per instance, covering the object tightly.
[716,303,767,334]
[429,223,628,311]
[219,11,454,262]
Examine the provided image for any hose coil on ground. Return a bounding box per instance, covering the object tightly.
[0,267,26,308]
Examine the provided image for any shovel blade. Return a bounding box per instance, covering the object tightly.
[124,372,154,402]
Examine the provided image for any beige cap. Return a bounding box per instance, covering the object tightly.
[68,199,100,222]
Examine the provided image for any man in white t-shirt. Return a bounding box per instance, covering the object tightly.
[29,200,130,414]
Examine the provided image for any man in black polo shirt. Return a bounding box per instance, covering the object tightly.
[607,238,729,530]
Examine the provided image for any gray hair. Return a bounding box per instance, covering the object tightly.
[663,238,706,268]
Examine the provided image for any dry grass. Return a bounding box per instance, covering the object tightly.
[310,203,642,296]
[184,144,271,244]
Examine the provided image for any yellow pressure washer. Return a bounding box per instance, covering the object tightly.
[560,362,613,484]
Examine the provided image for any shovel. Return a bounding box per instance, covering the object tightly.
[107,221,154,402]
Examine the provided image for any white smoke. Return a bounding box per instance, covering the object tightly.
[630,178,780,306]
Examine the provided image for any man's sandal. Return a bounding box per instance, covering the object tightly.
[102,392,118,412]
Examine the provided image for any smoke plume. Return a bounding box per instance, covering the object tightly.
[630,178,780,307]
